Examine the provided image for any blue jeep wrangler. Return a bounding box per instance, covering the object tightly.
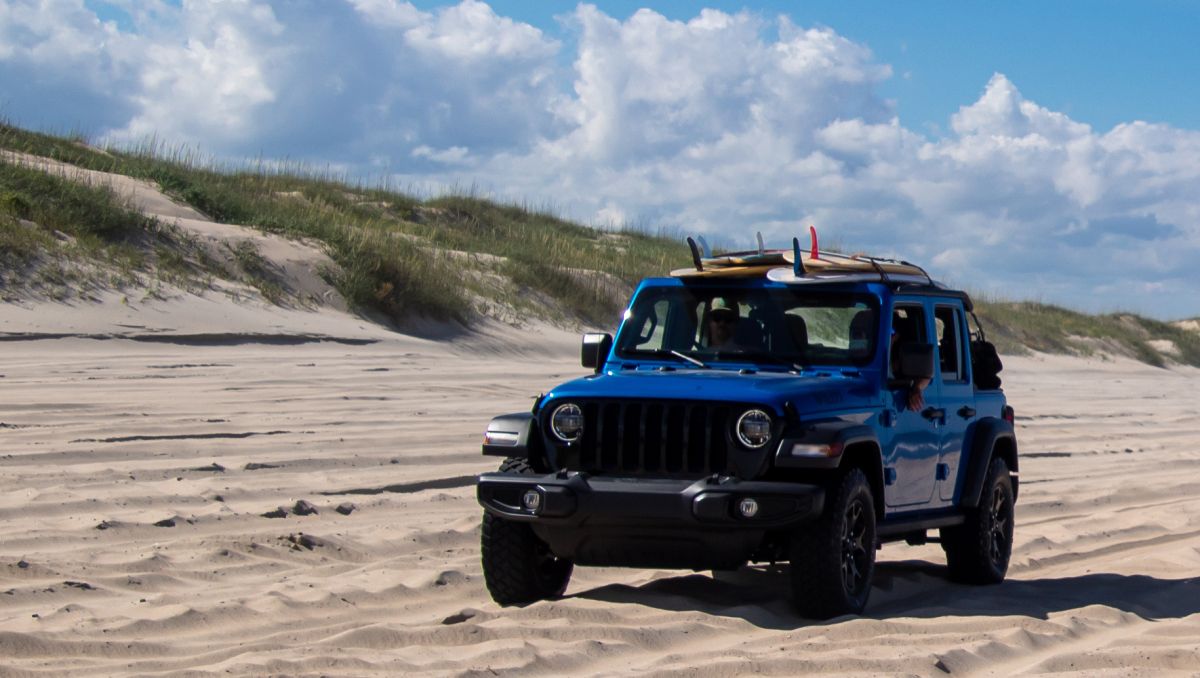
[476,259,1016,618]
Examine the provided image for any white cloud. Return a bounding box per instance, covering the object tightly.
[346,0,425,28]
[411,144,470,165]
[2,2,1199,317]
[110,1,286,146]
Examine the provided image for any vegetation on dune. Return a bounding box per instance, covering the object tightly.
[2,121,1198,367]
[0,121,688,325]
[974,300,1200,368]
[0,151,198,299]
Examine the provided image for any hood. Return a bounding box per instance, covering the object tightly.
[545,366,880,416]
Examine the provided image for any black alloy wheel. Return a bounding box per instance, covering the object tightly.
[840,496,872,598]
[790,468,877,619]
[941,456,1014,584]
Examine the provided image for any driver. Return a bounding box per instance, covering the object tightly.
[707,297,740,350]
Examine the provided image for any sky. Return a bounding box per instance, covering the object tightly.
[2,1,1199,319]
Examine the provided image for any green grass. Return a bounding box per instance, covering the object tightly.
[974,299,1200,368]
[0,121,689,325]
[3,120,1198,367]
[0,151,161,297]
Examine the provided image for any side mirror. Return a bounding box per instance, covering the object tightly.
[895,343,935,381]
[581,333,613,372]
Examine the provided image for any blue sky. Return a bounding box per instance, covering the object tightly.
[3,1,1200,319]
[424,0,1200,133]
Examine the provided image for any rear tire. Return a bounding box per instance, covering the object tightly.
[480,457,573,606]
[941,457,1014,584]
[789,468,876,619]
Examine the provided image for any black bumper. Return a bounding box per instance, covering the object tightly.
[477,472,825,569]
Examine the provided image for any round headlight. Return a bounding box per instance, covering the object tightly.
[736,409,773,448]
[550,403,584,442]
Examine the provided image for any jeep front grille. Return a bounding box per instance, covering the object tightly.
[550,400,734,477]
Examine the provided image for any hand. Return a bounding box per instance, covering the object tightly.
[906,378,929,411]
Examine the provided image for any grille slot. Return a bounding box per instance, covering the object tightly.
[553,400,735,477]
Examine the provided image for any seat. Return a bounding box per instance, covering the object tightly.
[785,314,809,356]
[848,309,876,359]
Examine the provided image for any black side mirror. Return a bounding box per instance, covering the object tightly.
[895,343,935,381]
[581,333,613,372]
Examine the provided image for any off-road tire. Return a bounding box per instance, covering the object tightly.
[480,457,573,606]
[789,468,877,619]
[941,457,1014,584]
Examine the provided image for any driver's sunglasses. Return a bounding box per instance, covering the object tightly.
[711,314,737,324]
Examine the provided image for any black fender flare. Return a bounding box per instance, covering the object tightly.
[774,421,879,469]
[960,417,1019,508]
[774,421,884,516]
[482,412,542,460]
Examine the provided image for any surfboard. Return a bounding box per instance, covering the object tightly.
[670,263,780,278]
[674,226,931,281]
[699,250,794,267]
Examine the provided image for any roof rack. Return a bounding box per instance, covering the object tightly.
[675,227,939,287]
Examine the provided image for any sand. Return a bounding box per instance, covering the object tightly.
[3,154,1199,675]
[1,308,1198,676]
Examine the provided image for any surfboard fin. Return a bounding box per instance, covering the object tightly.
[696,235,712,259]
[686,237,704,272]
[792,237,806,276]
[756,231,765,255]
[809,225,819,260]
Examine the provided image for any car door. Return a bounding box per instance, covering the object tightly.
[935,303,976,503]
[883,300,940,508]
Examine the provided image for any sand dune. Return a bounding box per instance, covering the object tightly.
[1,319,1199,676]
[6,147,1197,675]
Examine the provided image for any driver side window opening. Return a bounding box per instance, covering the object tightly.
[889,304,927,378]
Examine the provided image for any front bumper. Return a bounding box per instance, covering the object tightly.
[477,471,825,569]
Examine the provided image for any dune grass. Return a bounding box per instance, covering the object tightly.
[3,120,1197,366]
[975,299,1200,368]
[0,152,165,298]
[0,121,689,325]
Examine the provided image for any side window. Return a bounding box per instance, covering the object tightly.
[889,304,926,377]
[934,305,964,382]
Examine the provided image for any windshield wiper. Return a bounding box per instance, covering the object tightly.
[670,350,707,368]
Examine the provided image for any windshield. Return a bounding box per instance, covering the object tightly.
[615,286,880,367]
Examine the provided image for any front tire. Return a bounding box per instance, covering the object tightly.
[789,468,877,619]
[941,457,1014,584]
[480,457,573,606]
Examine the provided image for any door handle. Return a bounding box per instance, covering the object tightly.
[958,406,976,419]
[922,407,946,421]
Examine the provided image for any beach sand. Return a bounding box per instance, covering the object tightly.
[2,310,1199,676]
[2,154,1199,675]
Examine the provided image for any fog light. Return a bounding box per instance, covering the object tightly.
[522,490,542,512]
[738,497,759,518]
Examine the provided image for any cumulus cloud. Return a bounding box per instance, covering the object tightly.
[2,1,1199,317]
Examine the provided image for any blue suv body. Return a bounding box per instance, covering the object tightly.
[477,272,1016,618]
